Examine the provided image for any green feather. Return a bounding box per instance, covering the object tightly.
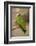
[16,14,26,33]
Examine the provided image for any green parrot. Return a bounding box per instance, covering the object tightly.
[16,14,27,33]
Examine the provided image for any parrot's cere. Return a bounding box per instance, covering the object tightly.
[12,8,29,36]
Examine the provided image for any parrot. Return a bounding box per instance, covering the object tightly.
[16,14,28,33]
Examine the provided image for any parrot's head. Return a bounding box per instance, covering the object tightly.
[16,13,21,17]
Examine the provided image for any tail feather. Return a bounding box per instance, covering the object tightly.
[18,24,26,33]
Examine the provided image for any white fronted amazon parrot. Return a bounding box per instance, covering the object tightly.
[16,14,28,33]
